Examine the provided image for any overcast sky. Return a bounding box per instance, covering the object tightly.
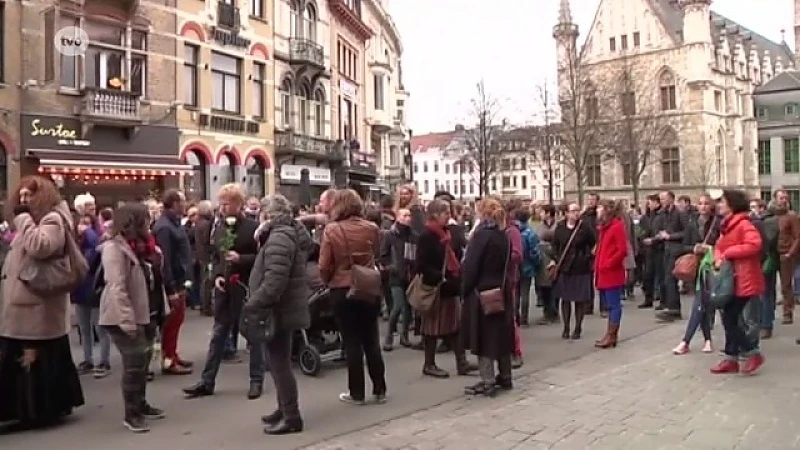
[389,0,796,135]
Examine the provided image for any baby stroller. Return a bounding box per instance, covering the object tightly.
[292,287,343,376]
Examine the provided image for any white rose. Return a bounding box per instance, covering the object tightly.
[225,216,237,226]
[183,280,193,289]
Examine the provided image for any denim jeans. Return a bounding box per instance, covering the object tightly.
[518,276,533,323]
[387,285,412,335]
[761,271,777,331]
[200,319,266,389]
[721,297,757,358]
[742,295,762,353]
[599,286,623,325]
[104,325,150,420]
[682,289,711,344]
[76,304,111,366]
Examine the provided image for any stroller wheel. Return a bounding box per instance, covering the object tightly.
[298,345,322,376]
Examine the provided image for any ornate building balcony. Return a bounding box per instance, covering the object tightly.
[275,129,344,161]
[217,2,241,30]
[289,39,325,68]
[80,87,142,134]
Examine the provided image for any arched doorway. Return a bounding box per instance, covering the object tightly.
[183,150,207,202]
[218,152,236,185]
[245,155,266,198]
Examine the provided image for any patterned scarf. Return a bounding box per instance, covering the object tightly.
[426,220,460,277]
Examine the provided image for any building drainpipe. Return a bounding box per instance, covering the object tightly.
[404,128,413,183]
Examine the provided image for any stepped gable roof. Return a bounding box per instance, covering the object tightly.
[648,0,794,64]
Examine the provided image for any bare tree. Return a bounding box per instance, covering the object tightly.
[596,55,671,206]
[527,82,562,206]
[461,80,506,196]
[555,43,603,206]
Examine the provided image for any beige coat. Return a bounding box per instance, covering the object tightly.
[98,236,150,332]
[0,203,73,340]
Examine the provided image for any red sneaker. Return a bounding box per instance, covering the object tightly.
[710,359,739,374]
[741,354,765,375]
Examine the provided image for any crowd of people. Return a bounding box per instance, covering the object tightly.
[0,175,782,436]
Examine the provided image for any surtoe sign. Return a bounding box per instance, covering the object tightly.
[54,26,89,57]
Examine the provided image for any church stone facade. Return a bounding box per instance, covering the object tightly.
[554,0,796,204]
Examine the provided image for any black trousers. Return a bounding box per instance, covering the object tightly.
[265,330,301,420]
[643,250,664,301]
[331,288,387,401]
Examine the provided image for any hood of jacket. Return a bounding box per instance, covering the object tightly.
[258,214,313,253]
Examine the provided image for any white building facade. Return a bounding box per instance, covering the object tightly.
[555,0,795,203]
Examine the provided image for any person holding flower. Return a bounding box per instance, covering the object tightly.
[183,183,262,400]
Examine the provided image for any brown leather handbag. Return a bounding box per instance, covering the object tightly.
[479,241,511,315]
[672,216,716,283]
[338,224,382,303]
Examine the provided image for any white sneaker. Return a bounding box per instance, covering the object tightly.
[702,341,713,353]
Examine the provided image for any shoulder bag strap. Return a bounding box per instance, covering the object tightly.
[701,216,717,245]
[554,220,582,273]
[500,239,511,290]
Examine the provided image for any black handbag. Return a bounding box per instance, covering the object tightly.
[239,307,276,343]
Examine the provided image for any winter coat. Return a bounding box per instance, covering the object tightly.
[775,208,800,258]
[380,222,416,287]
[415,226,461,298]
[98,236,151,333]
[594,217,628,289]
[519,221,540,278]
[152,210,192,295]
[551,220,596,276]
[245,216,313,332]
[714,213,765,298]
[71,227,100,306]
[0,202,74,340]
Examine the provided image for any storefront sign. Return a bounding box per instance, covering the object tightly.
[29,119,90,146]
[21,114,179,156]
[280,164,331,186]
[339,79,357,98]
[211,27,251,48]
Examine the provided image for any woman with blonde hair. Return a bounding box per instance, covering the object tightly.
[460,197,514,396]
[319,189,387,405]
[395,183,425,236]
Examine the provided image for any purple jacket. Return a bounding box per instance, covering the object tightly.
[505,221,523,293]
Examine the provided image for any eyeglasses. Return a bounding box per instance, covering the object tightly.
[568,209,581,213]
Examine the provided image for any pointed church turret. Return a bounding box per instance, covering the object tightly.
[553,0,579,78]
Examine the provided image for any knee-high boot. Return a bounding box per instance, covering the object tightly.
[561,300,572,339]
[572,302,585,340]
[422,337,449,378]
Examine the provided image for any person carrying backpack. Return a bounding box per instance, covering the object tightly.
[516,208,541,326]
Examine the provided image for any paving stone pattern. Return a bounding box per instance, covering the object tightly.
[303,323,800,450]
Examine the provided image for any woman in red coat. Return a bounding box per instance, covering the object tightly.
[711,190,765,376]
[594,200,629,349]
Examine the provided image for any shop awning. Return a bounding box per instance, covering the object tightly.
[27,149,194,177]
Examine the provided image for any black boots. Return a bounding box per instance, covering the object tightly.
[247,381,263,400]
[422,337,449,378]
[561,300,572,339]
[560,301,584,340]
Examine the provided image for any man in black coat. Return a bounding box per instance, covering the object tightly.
[183,185,263,400]
[153,190,193,375]
[655,191,692,322]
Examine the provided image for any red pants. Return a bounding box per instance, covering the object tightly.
[161,294,186,361]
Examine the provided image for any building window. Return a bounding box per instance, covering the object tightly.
[183,44,199,106]
[621,35,628,50]
[633,32,640,47]
[250,0,264,18]
[218,153,236,184]
[521,176,527,189]
[374,74,385,110]
[786,103,799,118]
[756,107,769,120]
[760,189,772,202]
[423,180,429,194]
[659,71,677,110]
[620,152,633,185]
[245,156,266,198]
[279,79,292,127]
[423,162,428,173]
[715,130,725,183]
[183,150,208,203]
[297,85,310,134]
[252,62,265,118]
[313,88,325,136]
[304,4,318,42]
[620,91,636,116]
[337,39,358,81]
[758,139,771,175]
[211,52,241,113]
[67,19,148,95]
[502,176,511,188]
[661,147,681,184]
[784,138,800,173]
[340,97,354,140]
[789,190,800,210]
[609,37,616,51]
[444,164,450,174]
[714,90,723,111]
[433,161,439,172]
[586,154,602,187]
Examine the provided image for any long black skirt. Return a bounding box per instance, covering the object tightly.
[0,335,85,424]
